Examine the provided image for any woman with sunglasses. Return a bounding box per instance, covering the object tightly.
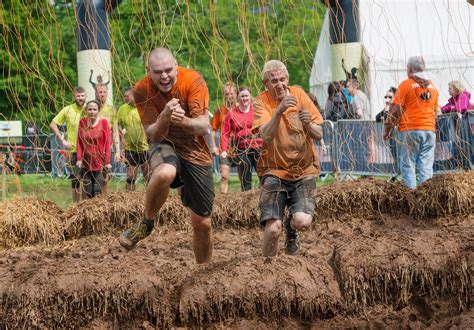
[376,87,397,122]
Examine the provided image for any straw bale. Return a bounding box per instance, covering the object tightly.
[64,192,144,238]
[0,197,64,248]
[410,172,474,219]
[212,190,260,229]
[315,178,412,221]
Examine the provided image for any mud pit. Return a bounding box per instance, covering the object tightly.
[0,174,472,328]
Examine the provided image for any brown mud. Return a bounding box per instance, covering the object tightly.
[0,173,472,328]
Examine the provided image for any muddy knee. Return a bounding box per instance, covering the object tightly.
[264,219,282,239]
[191,217,212,232]
[292,212,312,231]
[150,165,176,186]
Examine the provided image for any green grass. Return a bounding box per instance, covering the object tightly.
[1,173,334,209]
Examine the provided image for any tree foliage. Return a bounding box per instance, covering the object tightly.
[1,0,324,129]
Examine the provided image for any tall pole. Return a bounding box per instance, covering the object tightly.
[76,0,122,103]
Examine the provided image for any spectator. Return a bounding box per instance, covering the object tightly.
[253,60,324,257]
[383,56,439,189]
[325,81,353,121]
[76,100,112,199]
[348,79,370,120]
[50,87,86,202]
[209,82,239,193]
[376,87,397,122]
[441,80,473,115]
[221,86,263,191]
[117,88,150,191]
[376,87,398,182]
[95,83,120,194]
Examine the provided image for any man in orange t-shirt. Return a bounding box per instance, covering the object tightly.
[119,48,214,264]
[253,60,324,258]
[210,82,238,193]
[383,56,438,189]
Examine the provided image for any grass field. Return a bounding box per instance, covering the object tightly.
[2,173,335,209]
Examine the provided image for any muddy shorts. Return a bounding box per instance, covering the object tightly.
[125,150,148,167]
[259,175,316,225]
[149,143,214,218]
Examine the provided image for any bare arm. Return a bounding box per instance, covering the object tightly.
[259,95,297,143]
[383,104,402,140]
[299,111,323,141]
[50,121,71,149]
[176,111,210,136]
[209,129,219,156]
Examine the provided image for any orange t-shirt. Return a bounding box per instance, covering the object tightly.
[134,66,211,166]
[211,104,231,152]
[393,78,438,132]
[252,86,324,180]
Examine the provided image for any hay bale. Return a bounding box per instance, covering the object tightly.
[212,190,260,229]
[315,178,412,221]
[410,172,474,220]
[0,197,64,248]
[64,192,144,238]
[178,256,342,325]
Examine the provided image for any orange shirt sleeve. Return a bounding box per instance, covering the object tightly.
[186,75,209,118]
[393,80,409,108]
[298,89,324,124]
[211,108,221,131]
[252,95,272,133]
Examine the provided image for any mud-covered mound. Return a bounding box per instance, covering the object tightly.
[410,171,474,219]
[0,213,471,328]
[315,177,412,221]
[0,197,64,248]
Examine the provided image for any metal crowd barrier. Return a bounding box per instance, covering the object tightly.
[335,120,397,176]
[315,121,336,175]
[1,114,471,178]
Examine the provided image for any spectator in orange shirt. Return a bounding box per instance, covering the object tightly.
[119,48,214,264]
[209,82,238,193]
[253,60,324,258]
[383,56,439,189]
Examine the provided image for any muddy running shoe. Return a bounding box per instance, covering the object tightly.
[284,217,300,256]
[119,222,152,249]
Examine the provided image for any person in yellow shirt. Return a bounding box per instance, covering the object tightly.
[117,88,150,191]
[95,83,120,193]
[49,87,86,202]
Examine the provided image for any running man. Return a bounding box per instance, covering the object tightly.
[119,48,214,264]
[253,60,324,257]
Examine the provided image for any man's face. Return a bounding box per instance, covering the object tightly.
[124,90,135,106]
[264,70,288,102]
[223,86,237,106]
[147,55,178,93]
[347,81,355,96]
[74,92,86,107]
[96,85,108,104]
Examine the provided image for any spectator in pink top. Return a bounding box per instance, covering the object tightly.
[76,100,112,198]
[221,86,263,191]
[441,80,473,115]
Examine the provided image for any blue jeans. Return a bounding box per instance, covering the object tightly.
[398,130,436,189]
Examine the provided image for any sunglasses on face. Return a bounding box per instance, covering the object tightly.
[384,95,393,99]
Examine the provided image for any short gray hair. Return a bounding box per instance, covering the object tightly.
[261,60,289,82]
[407,56,425,73]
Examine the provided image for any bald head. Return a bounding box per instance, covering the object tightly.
[147,47,178,93]
[148,47,175,65]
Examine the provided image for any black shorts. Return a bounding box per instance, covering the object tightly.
[67,153,82,181]
[149,143,214,218]
[259,175,316,225]
[126,150,148,167]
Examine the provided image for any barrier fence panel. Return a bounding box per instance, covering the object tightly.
[462,110,474,169]
[315,120,336,174]
[433,113,465,173]
[335,120,397,176]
